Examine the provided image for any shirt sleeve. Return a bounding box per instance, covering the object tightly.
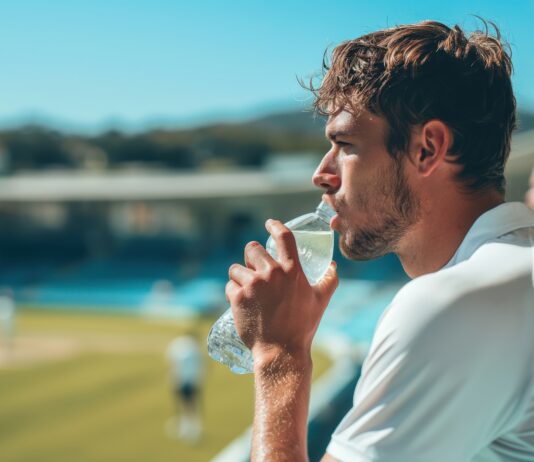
[326,279,526,462]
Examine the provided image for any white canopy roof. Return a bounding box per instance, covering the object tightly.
[0,169,316,202]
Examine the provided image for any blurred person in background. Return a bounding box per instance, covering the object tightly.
[166,334,204,442]
[526,167,534,211]
[0,288,15,357]
[226,20,534,461]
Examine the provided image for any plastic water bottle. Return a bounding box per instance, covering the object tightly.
[207,201,335,374]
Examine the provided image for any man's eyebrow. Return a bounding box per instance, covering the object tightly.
[325,130,354,141]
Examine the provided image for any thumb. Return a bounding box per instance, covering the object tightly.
[315,261,339,302]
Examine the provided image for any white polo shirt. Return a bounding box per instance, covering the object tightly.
[327,202,534,462]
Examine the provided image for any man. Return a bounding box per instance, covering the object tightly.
[166,334,204,441]
[0,288,15,357]
[226,20,534,461]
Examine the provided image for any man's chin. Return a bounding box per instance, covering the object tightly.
[339,239,374,261]
[338,232,391,261]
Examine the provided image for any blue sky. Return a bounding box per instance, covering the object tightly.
[0,0,533,131]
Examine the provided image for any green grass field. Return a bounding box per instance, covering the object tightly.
[0,309,330,462]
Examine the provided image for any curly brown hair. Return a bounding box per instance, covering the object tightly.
[306,19,516,194]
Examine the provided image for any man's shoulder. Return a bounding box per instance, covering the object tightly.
[380,240,533,353]
[394,236,532,312]
[389,263,482,327]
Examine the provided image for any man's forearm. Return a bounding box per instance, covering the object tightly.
[252,347,313,462]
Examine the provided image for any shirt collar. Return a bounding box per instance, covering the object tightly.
[444,202,534,269]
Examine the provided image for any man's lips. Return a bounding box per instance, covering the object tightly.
[330,213,339,229]
[321,195,340,229]
[322,194,338,214]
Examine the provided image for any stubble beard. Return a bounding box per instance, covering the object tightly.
[340,159,421,261]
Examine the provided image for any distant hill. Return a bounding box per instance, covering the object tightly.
[243,110,327,136]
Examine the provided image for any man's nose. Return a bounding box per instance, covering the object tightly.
[312,153,341,192]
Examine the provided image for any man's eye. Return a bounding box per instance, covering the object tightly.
[336,141,350,147]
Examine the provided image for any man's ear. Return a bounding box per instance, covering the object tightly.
[413,120,452,177]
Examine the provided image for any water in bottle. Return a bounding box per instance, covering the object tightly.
[207,201,335,374]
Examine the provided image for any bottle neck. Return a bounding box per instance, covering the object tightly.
[315,200,335,224]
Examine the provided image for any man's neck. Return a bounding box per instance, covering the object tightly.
[396,190,504,279]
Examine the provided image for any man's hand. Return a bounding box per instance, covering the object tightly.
[226,219,338,361]
[225,218,338,462]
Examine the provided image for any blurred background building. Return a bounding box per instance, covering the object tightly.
[0,111,404,314]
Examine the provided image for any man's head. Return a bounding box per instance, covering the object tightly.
[312,19,515,194]
[311,20,516,261]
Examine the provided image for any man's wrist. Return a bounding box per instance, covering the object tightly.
[252,344,312,376]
